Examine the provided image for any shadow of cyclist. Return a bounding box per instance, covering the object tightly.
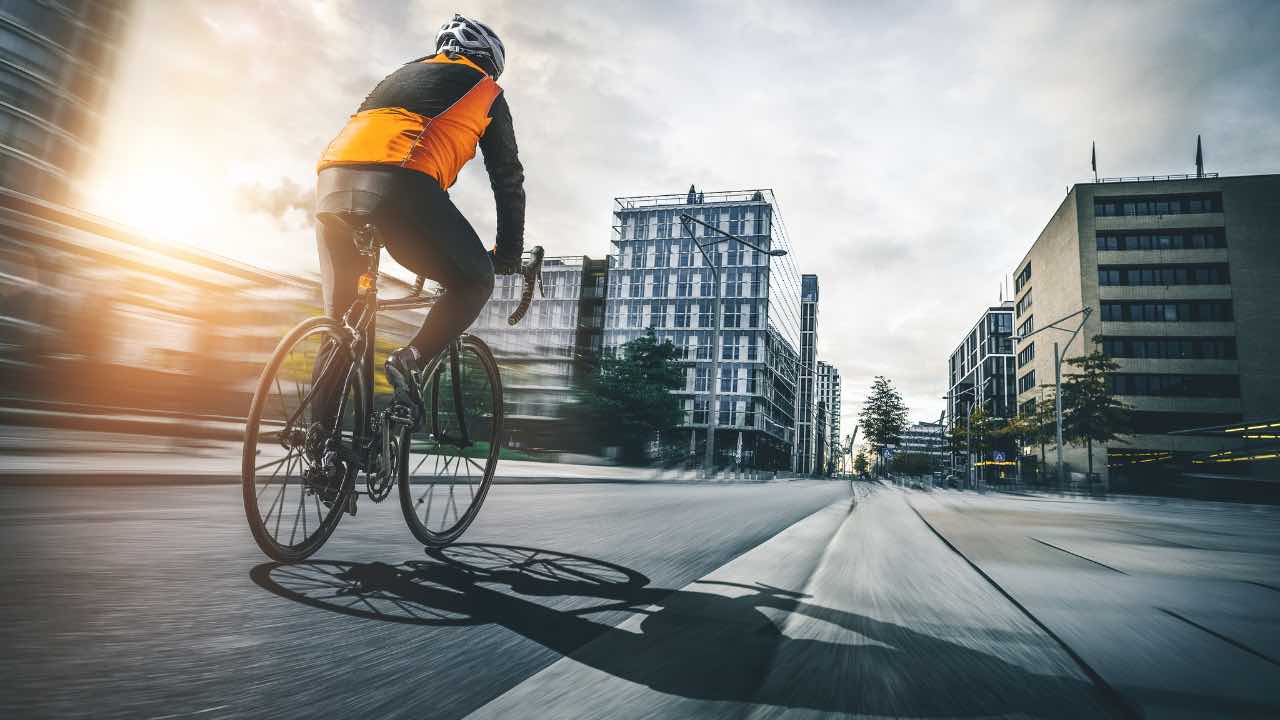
[251,544,1121,718]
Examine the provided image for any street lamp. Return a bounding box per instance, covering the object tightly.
[943,387,976,488]
[679,213,787,477]
[943,375,993,489]
[1010,306,1092,488]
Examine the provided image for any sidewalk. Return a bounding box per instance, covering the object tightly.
[0,425,789,485]
[909,488,1280,718]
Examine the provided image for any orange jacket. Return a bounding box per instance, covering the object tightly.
[318,54,502,189]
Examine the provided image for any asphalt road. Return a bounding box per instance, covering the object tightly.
[3,480,850,719]
[5,479,1272,719]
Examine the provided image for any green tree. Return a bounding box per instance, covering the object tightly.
[853,451,869,477]
[1031,393,1057,482]
[578,329,685,465]
[948,405,1001,483]
[891,452,933,476]
[1062,337,1131,482]
[858,376,909,475]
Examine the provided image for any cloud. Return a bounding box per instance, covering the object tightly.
[237,177,314,221]
[87,0,1280,434]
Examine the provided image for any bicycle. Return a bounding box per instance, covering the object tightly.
[241,210,544,562]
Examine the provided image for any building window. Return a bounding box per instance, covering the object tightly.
[1017,342,1035,368]
[724,305,741,328]
[676,269,693,297]
[1094,193,1222,217]
[1016,292,1032,318]
[1100,301,1233,322]
[1096,228,1226,251]
[694,367,709,392]
[650,302,666,328]
[652,272,669,297]
[698,304,712,328]
[692,399,708,425]
[656,210,673,239]
[699,272,714,298]
[674,302,690,328]
[1100,336,1236,360]
[1014,263,1031,293]
[627,304,642,328]
[722,338,741,360]
[1017,316,1034,337]
[1109,373,1240,398]
[702,208,719,235]
[1097,264,1230,286]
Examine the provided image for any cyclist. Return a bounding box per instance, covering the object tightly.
[314,14,524,422]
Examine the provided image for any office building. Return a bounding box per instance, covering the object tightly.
[796,274,819,473]
[947,303,1017,429]
[898,421,947,466]
[468,255,608,451]
[605,187,803,469]
[816,360,842,474]
[1010,172,1280,484]
[0,0,132,204]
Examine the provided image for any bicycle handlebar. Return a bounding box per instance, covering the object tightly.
[507,246,545,326]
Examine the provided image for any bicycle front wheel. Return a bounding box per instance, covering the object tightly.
[242,318,363,562]
[398,335,503,547]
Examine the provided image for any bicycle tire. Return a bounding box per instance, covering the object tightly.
[242,317,364,562]
[398,334,503,547]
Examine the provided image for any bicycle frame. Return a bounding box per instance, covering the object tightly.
[300,223,467,488]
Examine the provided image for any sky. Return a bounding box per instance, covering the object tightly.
[82,0,1280,434]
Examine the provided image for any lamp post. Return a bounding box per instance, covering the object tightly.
[944,374,993,490]
[679,213,787,477]
[1011,307,1092,488]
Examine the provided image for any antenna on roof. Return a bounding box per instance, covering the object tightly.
[1195,134,1205,178]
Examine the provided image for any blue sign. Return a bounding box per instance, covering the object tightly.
[993,451,1006,461]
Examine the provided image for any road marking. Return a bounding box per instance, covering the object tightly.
[1030,537,1128,574]
[1158,607,1280,668]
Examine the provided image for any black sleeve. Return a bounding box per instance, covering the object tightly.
[479,92,525,265]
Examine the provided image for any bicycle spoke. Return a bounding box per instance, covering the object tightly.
[289,488,304,545]
[255,454,294,473]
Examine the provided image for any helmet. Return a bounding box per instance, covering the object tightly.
[435,14,505,78]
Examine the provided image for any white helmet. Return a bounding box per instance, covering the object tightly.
[435,14,506,78]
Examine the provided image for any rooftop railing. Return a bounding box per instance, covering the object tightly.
[1094,173,1219,183]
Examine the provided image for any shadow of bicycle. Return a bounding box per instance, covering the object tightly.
[251,544,1119,718]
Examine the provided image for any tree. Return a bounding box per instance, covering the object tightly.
[1061,337,1131,483]
[858,376,909,475]
[853,451,869,477]
[1031,393,1058,482]
[578,329,685,464]
[995,411,1036,482]
[890,452,933,476]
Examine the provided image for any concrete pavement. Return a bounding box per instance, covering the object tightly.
[912,489,1280,718]
[3,479,1278,718]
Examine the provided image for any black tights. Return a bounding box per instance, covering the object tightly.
[315,166,495,367]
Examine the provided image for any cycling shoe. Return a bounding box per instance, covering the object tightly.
[384,346,424,424]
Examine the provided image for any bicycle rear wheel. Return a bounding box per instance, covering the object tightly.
[242,318,364,562]
[398,335,503,547]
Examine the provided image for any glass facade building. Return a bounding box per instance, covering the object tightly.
[816,360,841,474]
[0,0,131,204]
[468,255,609,452]
[796,274,819,473]
[606,188,802,469]
[947,303,1017,429]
